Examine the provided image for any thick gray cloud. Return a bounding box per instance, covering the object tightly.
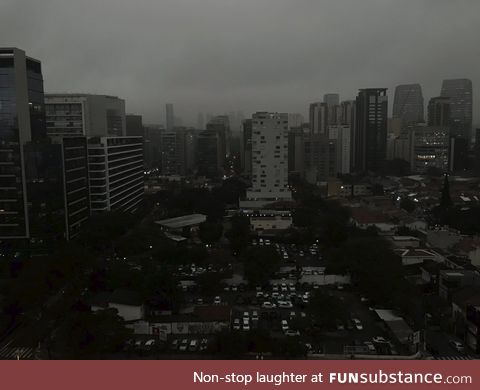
[2,0,479,126]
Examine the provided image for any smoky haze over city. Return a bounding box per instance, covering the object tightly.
[2,0,480,362]
[2,0,480,125]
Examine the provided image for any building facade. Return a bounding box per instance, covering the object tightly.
[392,84,424,126]
[45,94,126,137]
[241,112,291,208]
[440,79,473,142]
[411,125,449,173]
[87,137,144,213]
[354,88,388,172]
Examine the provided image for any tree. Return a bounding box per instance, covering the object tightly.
[307,291,348,329]
[198,222,224,245]
[49,306,131,358]
[142,268,183,312]
[243,247,281,285]
[326,237,404,306]
[226,215,251,254]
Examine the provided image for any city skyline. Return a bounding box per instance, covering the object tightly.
[2,0,479,125]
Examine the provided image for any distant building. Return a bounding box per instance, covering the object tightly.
[353,88,388,172]
[309,102,329,135]
[323,93,340,107]
[440,79,473,143]
[159,131,183,176]
[87,137,144,213]
[165,103,174,131]
[392,84,424,126]
[287,113,304,129]
[45,93,126,137]
[428,97,450,127]
[207,115,230,157]
[197,129,225,178]
[241,112,292,208]
[126,114,144,137]
[411,125,449,173]
[329,125,351,174]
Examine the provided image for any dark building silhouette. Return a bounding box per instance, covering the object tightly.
[126,114,144,137]
[440,79,473,142]
[428,97,450,127]
[354,88,388,172]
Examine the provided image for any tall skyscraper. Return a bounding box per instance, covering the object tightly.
[428,97,450,127]
[0,48,40,238]
[0,48,89,243]
[166,103,174,131]
[207,115,230,157]
[324,93,340,107]
[392,84,424,126]
[45,94,126,137]
[354,88,388,172]
[197,129,224,178]
[440,79,473,142]
[240,112,291,208]
[309,102,329,135]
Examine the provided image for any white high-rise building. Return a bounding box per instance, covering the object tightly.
[240,112,292,208]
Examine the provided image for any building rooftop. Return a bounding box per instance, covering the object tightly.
[155,214,207,229]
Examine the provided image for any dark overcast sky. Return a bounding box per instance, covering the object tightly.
[2,0,479,126]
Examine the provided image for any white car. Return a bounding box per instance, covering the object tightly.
[243,311,249,320]
[373,336,388,344]
[262,301,276,309]
[285,330,300,337]
[233,318,241,330]
[252,311,259,321]
[179,339,188,351]
[214,296,221,304]
[352,318,363,330]
[281,320,289,331]
[278,301,293,309]
[243,319,250,331]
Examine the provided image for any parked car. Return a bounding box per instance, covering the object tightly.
[170,339,179,351]
[352,318,363,330]
[200,338,208,351]
[243,318,250,331]
[281,320,289,331]
[179,339,188,351]
[262,301,276,309]
[252,311,259,321]
[214,296,221,304]
[372,336,388,344]
[364,341,376,353]
[285,330,300,337]
[189,339,198,352]
[233,318,241,330]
